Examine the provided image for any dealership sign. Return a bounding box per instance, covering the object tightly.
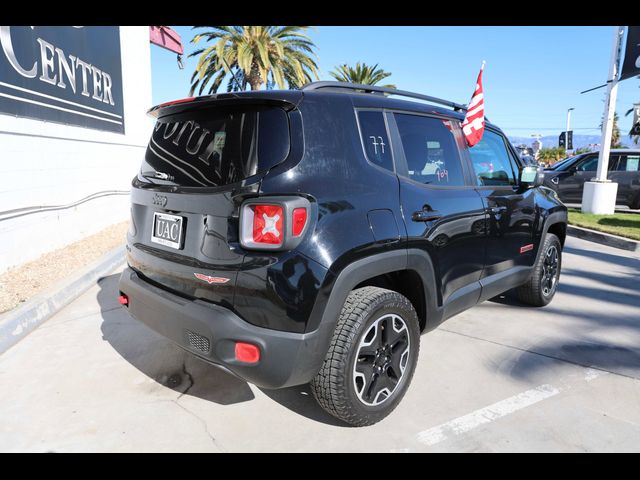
[620,26,640,81]
[0,26,124,133]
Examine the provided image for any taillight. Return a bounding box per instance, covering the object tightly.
[240,197,311,251]
[252,205,284,245]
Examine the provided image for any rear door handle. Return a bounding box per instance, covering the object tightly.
[489,206,507,215]
[412,210,442,222]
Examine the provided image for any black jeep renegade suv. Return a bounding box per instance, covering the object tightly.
[118,82,567,426]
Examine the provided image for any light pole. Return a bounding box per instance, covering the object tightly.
[581,26,624,215]
[566,107,574,153]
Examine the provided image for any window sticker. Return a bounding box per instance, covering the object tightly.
[626,156,639,172]
[436,169,449,182]
[213,131,226,161]
[369,135,386,155]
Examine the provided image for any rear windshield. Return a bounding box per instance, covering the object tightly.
[139,106,290,188]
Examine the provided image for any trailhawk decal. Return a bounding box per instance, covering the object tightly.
[520,244,534,254]
[193,273,230,284]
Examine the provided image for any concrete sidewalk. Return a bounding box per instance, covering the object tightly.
[0,236,639,452]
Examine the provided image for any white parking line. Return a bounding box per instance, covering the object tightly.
[413,367,608,448]
[416,384,560,447]
[584,368,608,382]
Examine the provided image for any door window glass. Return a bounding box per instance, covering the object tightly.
[577,155,600,171]
[394,113,465,186]
[615,155,640,171]
[467,130,517,186]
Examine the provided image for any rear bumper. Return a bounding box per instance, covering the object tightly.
[118,267,327,389]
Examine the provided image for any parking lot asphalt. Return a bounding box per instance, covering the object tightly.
[1,236,639,452]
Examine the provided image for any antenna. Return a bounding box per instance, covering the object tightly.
[221,57,243,91]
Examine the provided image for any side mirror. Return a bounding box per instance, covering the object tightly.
[520,165,544,189]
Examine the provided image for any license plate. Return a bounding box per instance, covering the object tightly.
[151,212,184,249]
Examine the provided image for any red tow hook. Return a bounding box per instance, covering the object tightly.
[118,293,129,306]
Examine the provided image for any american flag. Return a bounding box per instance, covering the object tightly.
[462,63,486,147]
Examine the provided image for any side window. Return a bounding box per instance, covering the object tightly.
[394,113,466,186]
[468,130,517,186]
[614,155,640,172]
[577,155,600,172]
[357,111,393,172]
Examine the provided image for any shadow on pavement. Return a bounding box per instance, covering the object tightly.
[506,342,640,381]
[488,241,640,381]
[97,272,346,426]
[563,245,640,272]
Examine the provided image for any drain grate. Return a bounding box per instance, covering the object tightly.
[186,330,210,353]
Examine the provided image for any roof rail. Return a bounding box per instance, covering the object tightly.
[302,81,467,113]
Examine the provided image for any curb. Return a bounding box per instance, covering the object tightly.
[0,245,125,354]
[567,225,640,253]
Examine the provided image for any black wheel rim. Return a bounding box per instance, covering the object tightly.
[353,314,410,406]
[541,244,559,296]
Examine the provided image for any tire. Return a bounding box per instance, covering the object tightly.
[516,233,562,307]
[310,286,420,427]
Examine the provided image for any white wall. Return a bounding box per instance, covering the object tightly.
[0,26,153,273]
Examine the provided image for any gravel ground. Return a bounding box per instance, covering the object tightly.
[0,221,128,313]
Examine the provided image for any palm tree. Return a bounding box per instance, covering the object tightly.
[611,112,623,148]
[329,62,395,89]
[537,147,566,166]
[624,78,639,145]
[627,111,640,145]
[188,26,319,95]
[599,112,624,148]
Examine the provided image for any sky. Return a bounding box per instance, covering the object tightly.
[150,26,640,141]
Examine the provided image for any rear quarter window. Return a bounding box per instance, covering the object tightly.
[357,110,394,172]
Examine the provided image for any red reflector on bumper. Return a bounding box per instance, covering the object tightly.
[235,342,260,363]
[118,294,129,306]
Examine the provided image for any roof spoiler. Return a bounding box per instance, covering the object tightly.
[146,93,300,118]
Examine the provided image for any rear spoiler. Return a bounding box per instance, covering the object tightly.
[147,93,302,119]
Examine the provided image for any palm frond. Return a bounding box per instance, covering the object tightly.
[188,25,319,92]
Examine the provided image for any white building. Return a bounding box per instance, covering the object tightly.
[0,26,152,273]
[532,138,542,155]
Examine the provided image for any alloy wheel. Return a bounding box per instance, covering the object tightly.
[541,244,560,296]
[353,314,410,406]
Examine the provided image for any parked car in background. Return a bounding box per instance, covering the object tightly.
[543,149,640,208]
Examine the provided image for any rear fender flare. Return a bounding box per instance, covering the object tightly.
[307,248,441,364]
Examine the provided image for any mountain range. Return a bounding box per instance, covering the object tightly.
[508,134,637,149]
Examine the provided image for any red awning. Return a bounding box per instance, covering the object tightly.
[149,26,184,55]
